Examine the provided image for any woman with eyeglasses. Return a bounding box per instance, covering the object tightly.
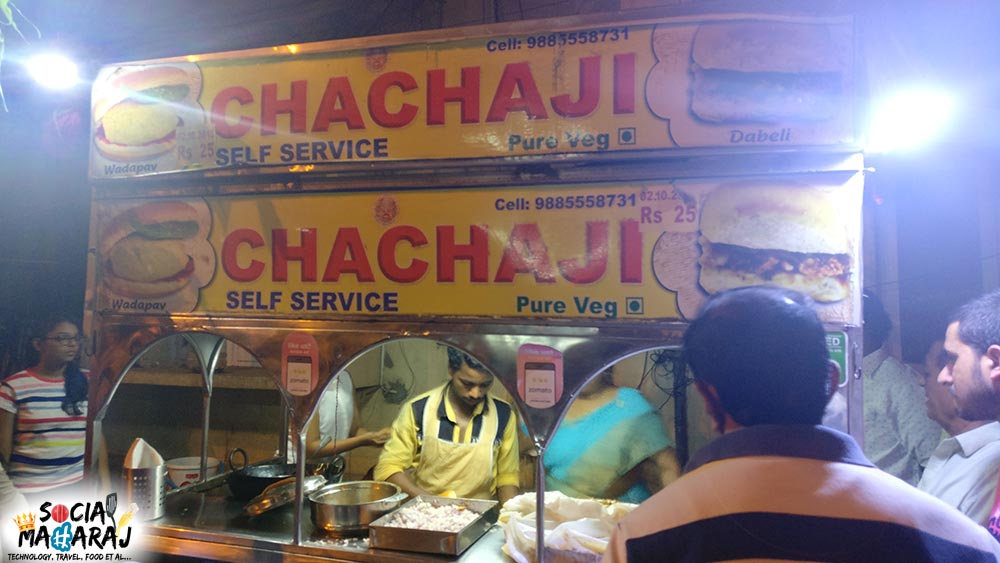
[0,315,109,494]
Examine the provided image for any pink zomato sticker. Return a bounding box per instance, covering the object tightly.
[282,332,318,396]
[516,344,563,409]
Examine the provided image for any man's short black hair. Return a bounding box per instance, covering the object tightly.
[951,289,1000,356]
[446,346,486,373]
[683,286,832,426]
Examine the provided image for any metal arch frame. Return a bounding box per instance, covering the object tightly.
[88,313,687,420]
[87,313,687,546]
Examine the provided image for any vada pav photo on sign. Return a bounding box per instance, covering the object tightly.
[91,63,206,162]
[97,198,216,313]
[652,177,861,324]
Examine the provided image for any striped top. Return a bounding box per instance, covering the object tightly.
[604,425,1000,563]
[0,369,88,493]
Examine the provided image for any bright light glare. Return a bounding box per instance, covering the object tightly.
[26,54,80,90]
[866,89,955,154]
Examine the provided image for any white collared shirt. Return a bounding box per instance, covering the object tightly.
[862,347,942,485]
[918,421,1000,525]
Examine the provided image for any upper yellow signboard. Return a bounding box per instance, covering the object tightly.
[89,13,856,178]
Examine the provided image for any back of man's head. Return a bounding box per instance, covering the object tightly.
[951,289,1000,355]
[683,286,832,426]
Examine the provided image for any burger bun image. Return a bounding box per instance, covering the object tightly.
[105,238,195,298]
[690,21,843,123]
[697,181,851,302]
[101,201,210,299]
[92,64,204,161]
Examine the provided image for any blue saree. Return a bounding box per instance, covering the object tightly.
[544,387,671,503]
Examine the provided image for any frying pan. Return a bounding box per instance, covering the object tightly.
[227,447,344,501]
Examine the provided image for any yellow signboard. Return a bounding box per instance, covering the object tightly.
[94,175,863,324]
[89,14,856,178]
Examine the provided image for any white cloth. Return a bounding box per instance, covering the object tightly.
[917,421,1000,525]
[0,463,27,513]
[862,348,941,485]
[822,390,848,433]
[318,371,354,444]
[0,463,28,561]
[287,370,354,461]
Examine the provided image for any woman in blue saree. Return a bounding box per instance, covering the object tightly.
[544,368,680,503]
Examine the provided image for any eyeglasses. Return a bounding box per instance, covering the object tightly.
[43,335,86,346]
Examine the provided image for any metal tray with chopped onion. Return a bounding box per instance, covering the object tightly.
[368,495,499,556]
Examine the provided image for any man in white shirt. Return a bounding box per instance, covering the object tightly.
[306,370,390,459]
[862,291,941,484]
[917,339,1000,524]
[936,290,1000,540]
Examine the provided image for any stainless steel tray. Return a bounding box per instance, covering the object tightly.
[369,495,499,556]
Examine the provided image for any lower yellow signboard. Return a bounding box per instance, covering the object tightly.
[95,176,862,324]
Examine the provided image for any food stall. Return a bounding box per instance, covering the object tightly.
[83,3,864,561]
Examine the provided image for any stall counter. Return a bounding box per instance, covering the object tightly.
[143,487,507,562]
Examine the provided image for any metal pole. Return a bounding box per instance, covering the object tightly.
[535,442,546,563]
[294,428,307,545]
[182,333,223,484]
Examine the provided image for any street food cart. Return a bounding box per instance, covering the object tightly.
[83,3,864,561]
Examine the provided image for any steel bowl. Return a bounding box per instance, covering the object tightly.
[308,480,407,534]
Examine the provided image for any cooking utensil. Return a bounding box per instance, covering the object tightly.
[308,480,407,534]
[244,474,328,517]
[227,448,345,501]
[106,493,118,520]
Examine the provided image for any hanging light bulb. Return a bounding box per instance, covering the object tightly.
[26,53,80,90]
[865,88,956,154]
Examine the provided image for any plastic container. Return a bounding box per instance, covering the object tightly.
[165,456,221,487]
[123,464,166,520]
